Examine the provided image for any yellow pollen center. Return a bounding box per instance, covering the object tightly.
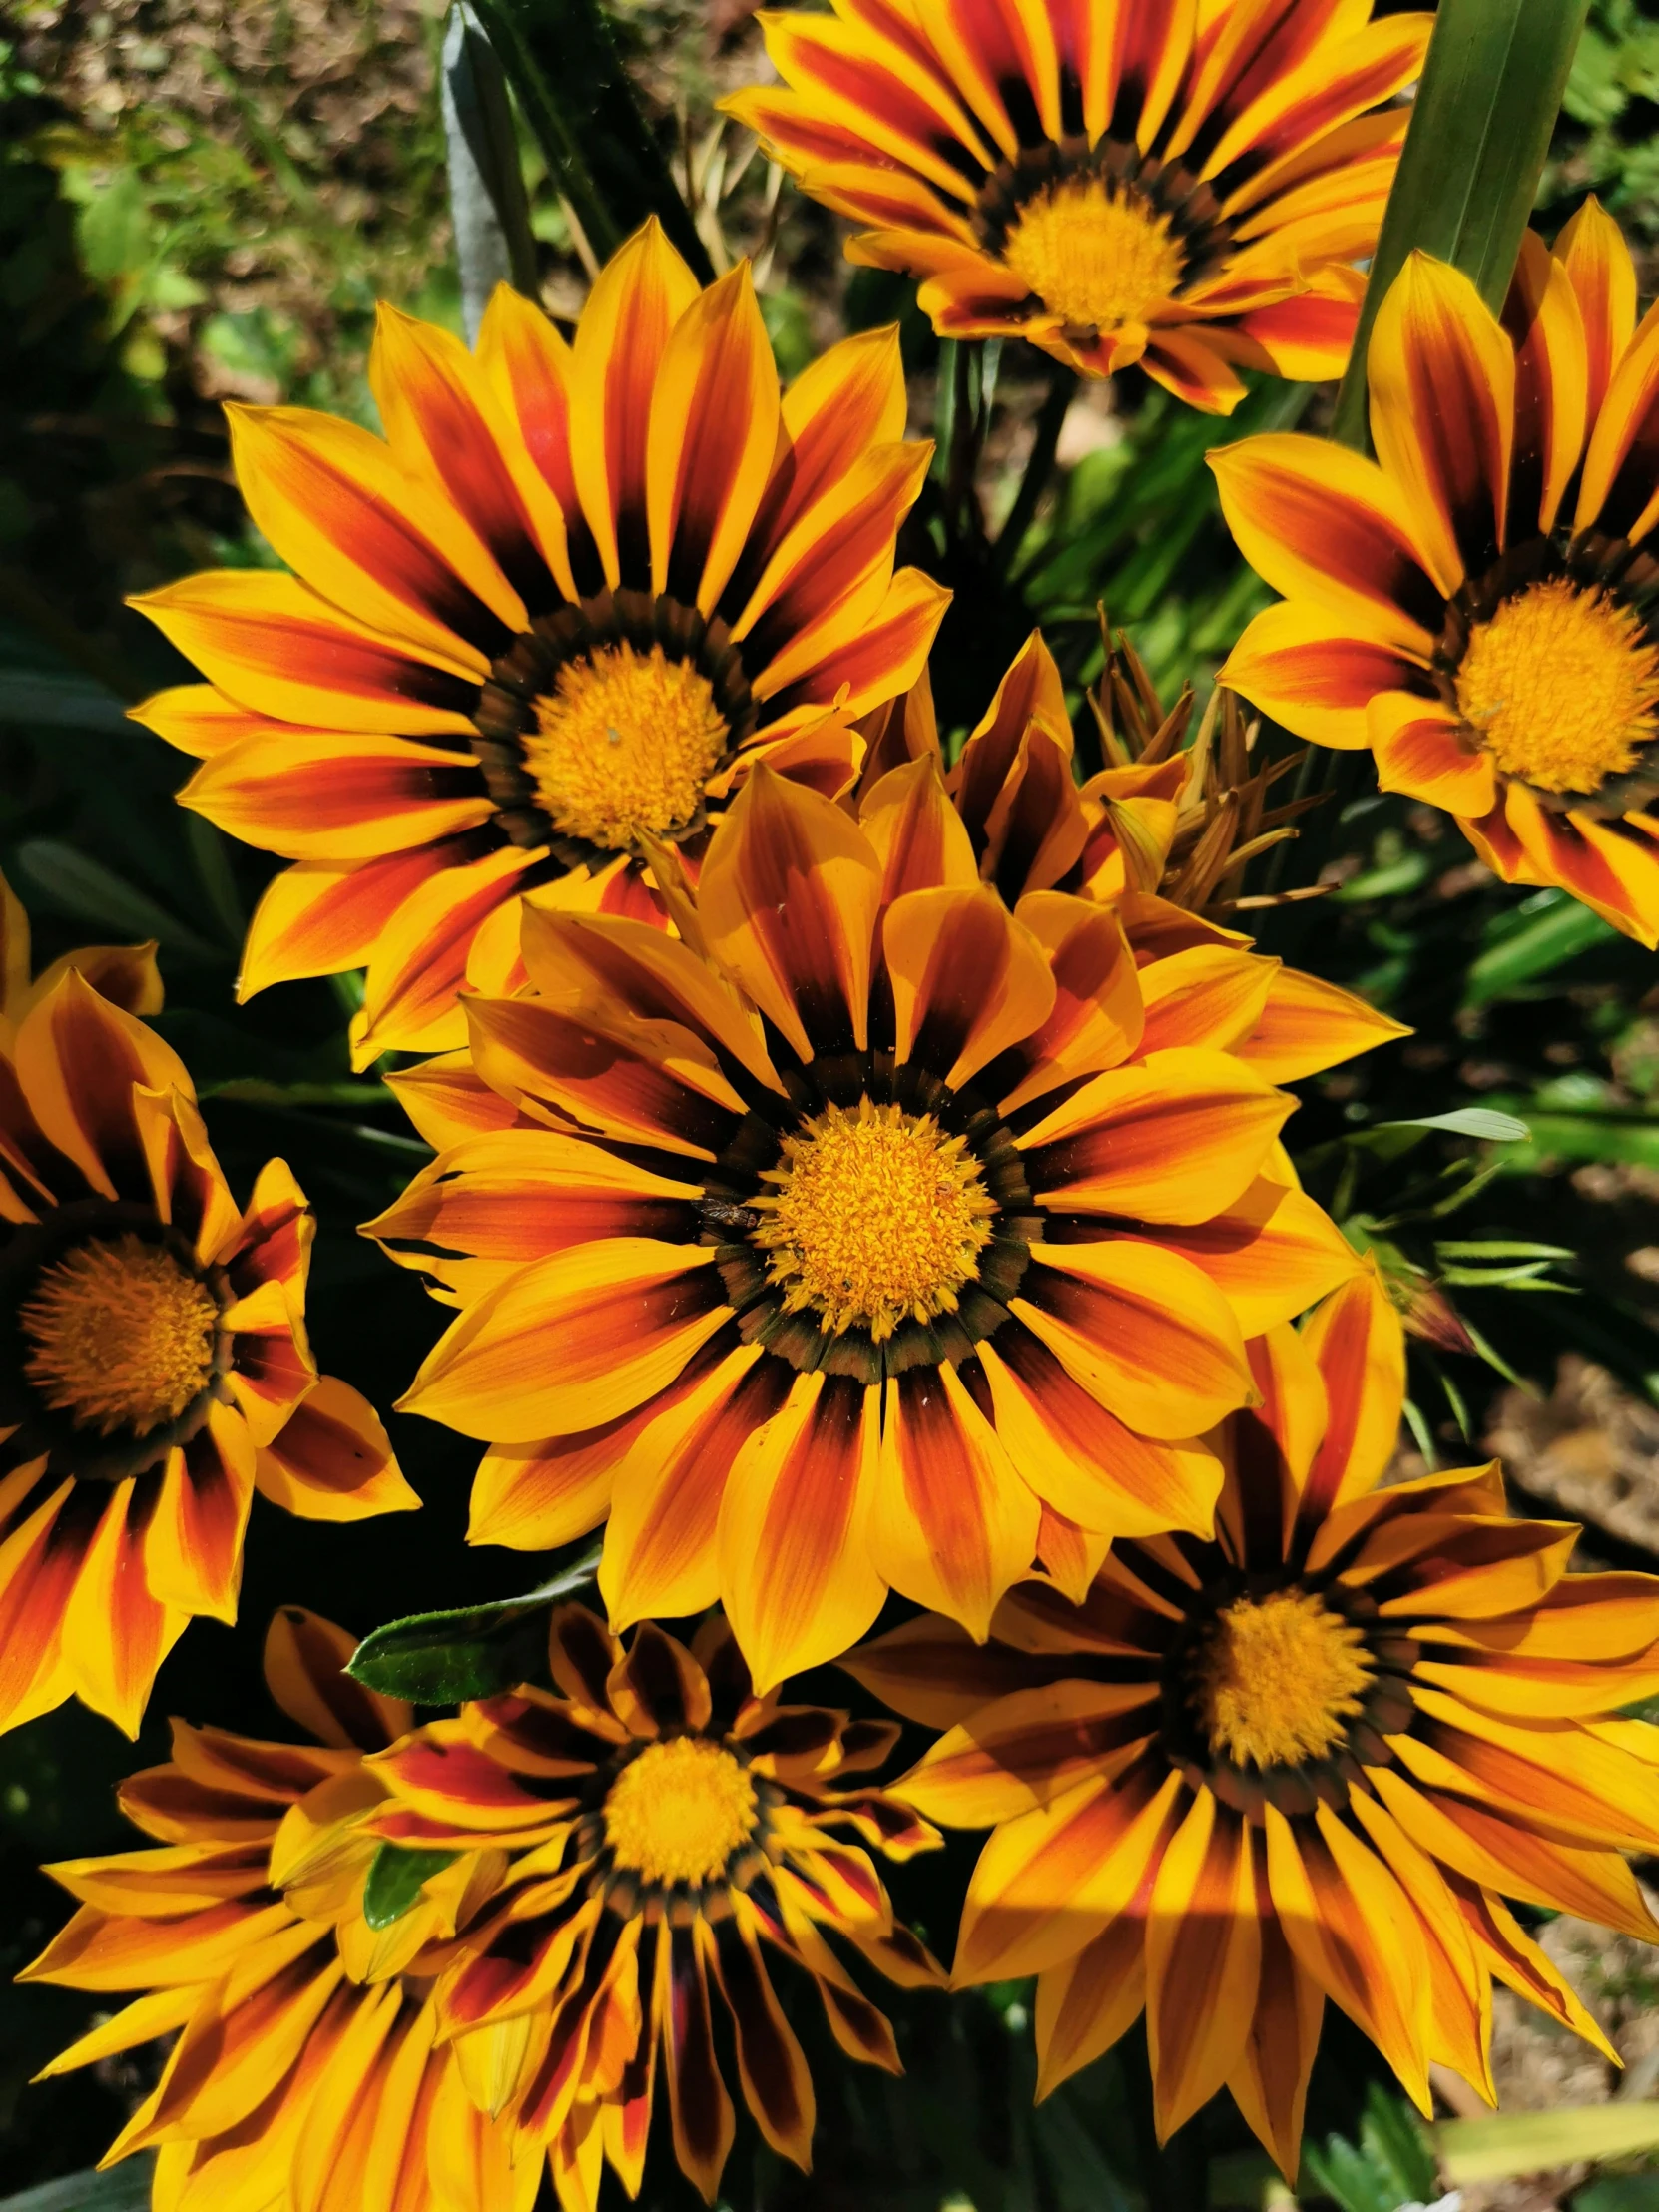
[20,1234,219,1437]
[520,641,730,850]
[1455,579,1659,796]
[1192,1589,1372,1772]
[751,1098,998,1341]
[1001,178,1185,333]
[603,1737,758,1888]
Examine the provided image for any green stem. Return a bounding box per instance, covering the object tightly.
[994,360,1076,580]
[1331,0,1588,448]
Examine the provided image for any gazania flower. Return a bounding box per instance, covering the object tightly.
[23,1607,523,2212]
[1,862,162,1045]
[0,972,415,1736]
[129,222,946,1066]
[727,0,1430,406]
[1215,203,1659,943]
[852,1267,1659,2174]
[364,1603,941,2207]
[369,765,1360,1689]
[861,631,1409,1084]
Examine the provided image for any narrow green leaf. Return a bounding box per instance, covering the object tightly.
[467,0,711,281]
[1374,1108,1531,1144]
[0,2163,156,2212]
[362,1841,460,1931]
[441,3,539,343]
[1333,0,1590,447]
[1463,895,1618,1003]
[13,839,223,964]
[1440,2100,1659,2185]
[346,1544,601,1703]
[1433,1240,1574,1261]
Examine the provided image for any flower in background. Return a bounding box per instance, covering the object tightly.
[369,766,1360,1690]
[852,1267,1659,2175]
[0,862,162,1048]
[0,974,415,1735]
[727,0,1430,407]
[23,1609,519,2212]
[130,219,946,1065]
[1216,202,1659,944]
[365,1604,940,2208]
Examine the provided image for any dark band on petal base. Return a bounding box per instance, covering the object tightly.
[695,1045,1038,1386]
[0,1203,236,1484]
[470,588,758,863]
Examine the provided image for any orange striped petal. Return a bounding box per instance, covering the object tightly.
[475,280,587,598]
[570,218,702,589]
[1136,943,1276,1056]
[860,754,980,904]
[399,1240,728,1443]
[696,764,880,1061]
[978,1328,1222,1540]
[1235,963,1410,1084]
[1019,1046,1293,1225]
[263,1605,410,1752]
[130,683,276,760]
[144,1405,256,1623]
[1209,434,1443,654]
[1146,1794,1260,2140]
[383,1048,524,1150]
[840,1613,1078,1729]
[1295,1260,1404,1526]
[1368,693,1497,816]
[1016,1238,1255,1440]
[131,570,482,735]
[874,1362,1040,1639]
[646,264,781,615]
[1220,600,1431,749]
[180,731,492,861]
[719,1372,884,1693]
[897,1679,1159,1826]
[997,895,1144,1112]
[1033,1911,1149,2098]
[1503,229,1589,538]
[1155,1181,1358,1335]
[15,967,192,1202]
[355,843,541,1067]
[759,563,948,731]
[238,843,467,997]
[1225,1891,1324,2180]
[257,1378,418,1524]
[1556,194,1637,425]
[885,883,1054,1087]
[60,1479,186,1738]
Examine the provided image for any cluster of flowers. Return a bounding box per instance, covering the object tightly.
[12,0,1659,2203]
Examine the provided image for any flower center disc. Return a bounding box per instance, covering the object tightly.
[751,1098,997,1341]
[520,641,730,849]
[604,1737,758,1888]
[1191,1589,1371,1771]
[1001,179,1185,333]
[20,1234,219,1436]
[1455,579,1659,796]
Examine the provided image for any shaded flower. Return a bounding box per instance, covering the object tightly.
[1215,204,1659,943]
[22,1608,519,2212]
[368,764,1360,1689]
[727,0,1429,407]
[365,1603,940,2207]
[852,1266,1659,2174]
[0,973,414,1735]
[130,221,947,1064]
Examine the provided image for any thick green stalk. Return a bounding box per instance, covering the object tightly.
[1331,0,1589,450]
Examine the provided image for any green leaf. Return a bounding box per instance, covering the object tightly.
[441,4,539,343]
[467,0,711,281]
[362,1841,460,1931]
[346,1544,601,1703]
[1440,2100,1659,2185]
[1376,1108,1531,1144]
[12,840,223,964]
[1463,891,1620,1003]
[0,2162,156,2212]
[1333,0,1591,446]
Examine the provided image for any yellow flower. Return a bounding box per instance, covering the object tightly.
[365,1604,942,2209]
[1214,202,1659,943]
[727,0,1429,407]
[852,1266,1659,2175]
[0,974,415,1737]
[367,764,1362,1691]
[130,220,947,1065]
[23,1610,520,2212]
[0,861,161,1049]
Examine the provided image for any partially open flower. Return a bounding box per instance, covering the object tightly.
[368,766,1362,1689]
[366,1604,941,2208]
[1215,204,1659,943]
[22,1609,517,2212]
[852,1267,1659,2175]
[728,0,1430,406]
[0,974,415,1736]
[131,221,946,1064]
